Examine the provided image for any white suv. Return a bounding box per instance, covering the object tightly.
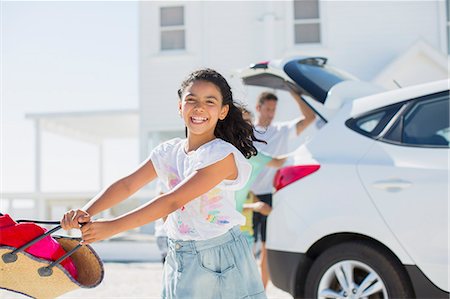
[239,57,449,298]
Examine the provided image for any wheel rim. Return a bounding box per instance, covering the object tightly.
[317,260,388,299]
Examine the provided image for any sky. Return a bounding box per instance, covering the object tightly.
[2,1,140,192]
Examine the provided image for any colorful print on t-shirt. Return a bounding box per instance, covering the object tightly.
[165,167,195,234]
[178,222,195,235]
[150,138,249,240]
[200,188,230,225]
[167,166,181,189]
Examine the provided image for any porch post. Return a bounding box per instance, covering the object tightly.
[34,119,45,219]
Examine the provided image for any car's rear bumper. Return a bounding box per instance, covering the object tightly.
[267,249,312,297]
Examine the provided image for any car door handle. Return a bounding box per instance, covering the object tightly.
[372,179,412,192]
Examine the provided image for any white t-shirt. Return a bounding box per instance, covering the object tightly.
[150,138,251,241]
[251,120,298,195]
[154,218,167,238]
[154,180,168,238]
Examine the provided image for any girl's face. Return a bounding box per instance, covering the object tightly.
[179,80,229,138]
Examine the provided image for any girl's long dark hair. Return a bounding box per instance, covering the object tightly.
[178,68,264,159]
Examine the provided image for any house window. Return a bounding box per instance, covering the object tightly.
[293,0,321,44]
[160,6,185,51]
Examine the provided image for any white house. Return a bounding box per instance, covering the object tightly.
[8,1,448,224]
[138,0,449,162]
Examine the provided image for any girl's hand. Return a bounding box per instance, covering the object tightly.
[80,219,118,244]
[61,209,91,230]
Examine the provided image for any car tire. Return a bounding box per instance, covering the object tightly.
[304,241,414,299]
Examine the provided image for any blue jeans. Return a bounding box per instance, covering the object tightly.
[162,226,266,299]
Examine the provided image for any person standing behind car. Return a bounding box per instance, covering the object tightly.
[251,88,316,288]
[235,108,286,246]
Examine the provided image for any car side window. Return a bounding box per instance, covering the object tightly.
[355,111,386,133]
[346,102,403,138]
[402,96,449,147]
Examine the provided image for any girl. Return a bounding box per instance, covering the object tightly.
[61,68,267,299]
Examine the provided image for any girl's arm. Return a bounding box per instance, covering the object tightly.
[80,154,237,244]
[61,157,157,230]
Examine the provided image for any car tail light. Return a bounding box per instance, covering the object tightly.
[250,61,269,69]
[273,165,320,192]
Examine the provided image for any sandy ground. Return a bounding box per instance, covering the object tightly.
[0,262,293,299]
[1,234,293,298]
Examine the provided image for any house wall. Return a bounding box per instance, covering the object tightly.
[139,0,448,160]
[312,1,445,80]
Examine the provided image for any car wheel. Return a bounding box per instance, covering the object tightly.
[304,241,413,299]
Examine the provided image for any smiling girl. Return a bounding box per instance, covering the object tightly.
[61,69,267,298]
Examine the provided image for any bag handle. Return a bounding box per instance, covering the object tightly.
[1,213,84,277]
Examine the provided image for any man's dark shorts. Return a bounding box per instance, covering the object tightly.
[252,193,272,243]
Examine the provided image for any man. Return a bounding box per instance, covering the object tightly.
[251,88,315,288]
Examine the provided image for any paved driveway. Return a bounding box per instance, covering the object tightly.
[0,262,292,299]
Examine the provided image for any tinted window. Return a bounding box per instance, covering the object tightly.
[346,102,403,138]
[356,111,386,134]
[402,96,449,147]
[383,116,402,142]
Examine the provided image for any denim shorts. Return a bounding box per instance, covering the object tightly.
[241,230,255,247]
[162,226,266,299]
